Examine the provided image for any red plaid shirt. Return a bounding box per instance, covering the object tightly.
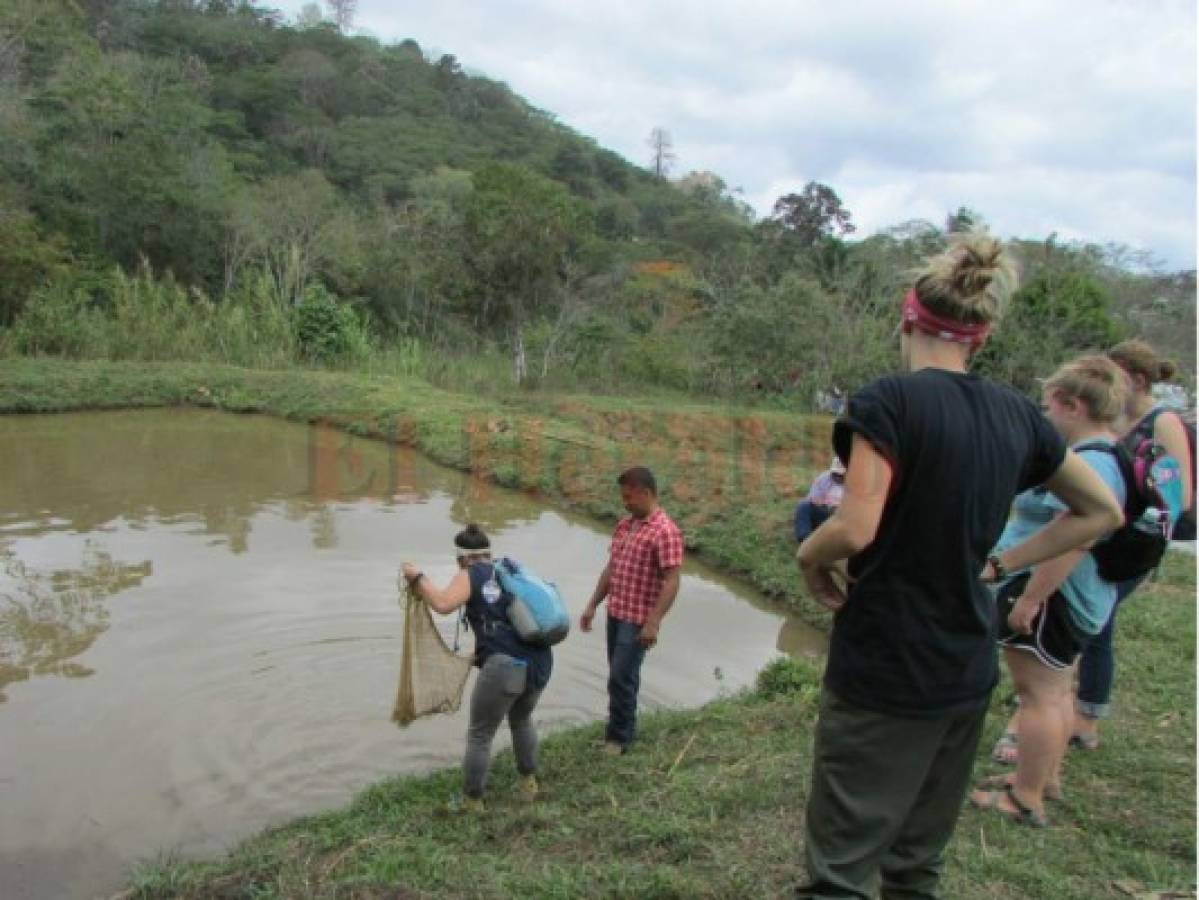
[606,507,684,624]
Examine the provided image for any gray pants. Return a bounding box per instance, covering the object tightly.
[797,688,987,899]
[464,653,542,799]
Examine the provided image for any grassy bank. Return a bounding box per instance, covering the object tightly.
[122,556,1194,900]
[0,358,1194,898]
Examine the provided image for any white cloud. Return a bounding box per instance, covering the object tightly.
[836,162,1195,268]
[272,0,1197,268]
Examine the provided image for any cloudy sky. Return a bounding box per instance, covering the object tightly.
[273,0,1196,270]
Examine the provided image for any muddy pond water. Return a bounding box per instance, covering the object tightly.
[0,409,823,899]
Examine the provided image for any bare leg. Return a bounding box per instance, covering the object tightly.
[1006,648,1072,813]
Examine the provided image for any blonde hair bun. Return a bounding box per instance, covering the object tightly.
[914,231,1018,326]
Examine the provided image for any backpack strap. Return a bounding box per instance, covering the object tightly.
[1074,440,1116,455]
[467,562,513,632]
[1074,440,1138,521]
[1127,407,1165,448]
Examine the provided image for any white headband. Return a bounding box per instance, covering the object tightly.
[455,546,491,557]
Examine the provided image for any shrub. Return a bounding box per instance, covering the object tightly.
[292,284,370,364]
[755,654,821,699]
[6,277,109,357]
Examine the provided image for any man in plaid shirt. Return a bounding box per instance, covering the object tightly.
[580,467,684,754]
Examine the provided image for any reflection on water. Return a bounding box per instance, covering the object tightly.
[0,543,150,701]
[0,409,820,900]
[776,613,829,659]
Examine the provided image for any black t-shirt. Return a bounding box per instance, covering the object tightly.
[826,368,1066,718]
[465,562,552,691]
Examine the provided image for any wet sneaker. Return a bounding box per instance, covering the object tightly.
[449,795,485,814]
[517,774,539,802]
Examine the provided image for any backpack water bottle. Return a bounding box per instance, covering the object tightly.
[1133,506,1171,540]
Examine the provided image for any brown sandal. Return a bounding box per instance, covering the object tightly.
[977,773,1064,803]
[970,784,1048,828]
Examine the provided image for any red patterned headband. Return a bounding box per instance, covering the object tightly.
[900,290,991,348]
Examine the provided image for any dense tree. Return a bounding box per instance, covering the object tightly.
[770,181,855,246]
[0,0,90,81]
[464,163,591,382]
[594,148,629,191]
[945,206,987,234]
[976,270,1124,393]
[551,141,594,195]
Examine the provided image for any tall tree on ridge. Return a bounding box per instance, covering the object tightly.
[324,0,356,33]
[647,126,676,180]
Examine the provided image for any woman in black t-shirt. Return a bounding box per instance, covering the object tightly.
[401,524,551,812]
[793,233,1123,898]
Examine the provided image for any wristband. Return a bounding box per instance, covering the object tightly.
[986,553,1008,582]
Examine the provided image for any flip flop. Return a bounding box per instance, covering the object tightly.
[977,773,1064,803]
[970,784,1048,828]
[990,731,1019,765]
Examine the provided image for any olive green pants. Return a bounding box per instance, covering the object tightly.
[796,689,987,899]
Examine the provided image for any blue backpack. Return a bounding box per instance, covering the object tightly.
[1077,434,1185,582]
[491,557,570,647]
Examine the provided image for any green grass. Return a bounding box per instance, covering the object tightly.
[1,357,1194,899]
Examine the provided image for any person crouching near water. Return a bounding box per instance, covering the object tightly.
[793,232,1123,898]
[401,523,551,812]
[794,456,846,544]
[970,356,1130,826]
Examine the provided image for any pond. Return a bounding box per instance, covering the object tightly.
[0,409,822,899]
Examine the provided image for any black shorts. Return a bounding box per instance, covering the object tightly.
[996,575,1089,670]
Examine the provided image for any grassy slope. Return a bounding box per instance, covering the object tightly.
[1,358,1193,899]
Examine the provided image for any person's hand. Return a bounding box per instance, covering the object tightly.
[637,618,660,648]
[1008,596,1041,635]
[580,601,597,633]
[800,560,848,613]
[401,562,421,581]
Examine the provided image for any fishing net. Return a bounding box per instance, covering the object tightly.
[392,581,473,726]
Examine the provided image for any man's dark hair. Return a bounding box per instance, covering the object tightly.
[617,466,657,494]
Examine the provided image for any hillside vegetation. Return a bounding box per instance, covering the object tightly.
[1,0,1194,402]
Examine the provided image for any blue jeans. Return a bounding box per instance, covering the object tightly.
[1077,575,1145,719]
[606,615,648,747]
[794,501,834,543]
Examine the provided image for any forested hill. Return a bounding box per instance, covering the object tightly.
[1,1,1194,400]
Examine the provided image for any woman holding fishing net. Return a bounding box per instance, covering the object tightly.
[400,524,552,812]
